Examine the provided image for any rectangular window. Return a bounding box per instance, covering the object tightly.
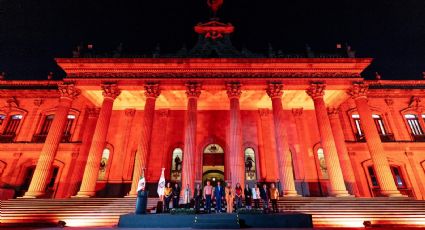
[368,166,379,187]
[391,166,406,189]
[62,114,75,142]
[48,167,59,188]
[0,114,5,126]
[39,115,54,135]
[372,114,387,135]
[405,114,423,135]
[4,114,22,135]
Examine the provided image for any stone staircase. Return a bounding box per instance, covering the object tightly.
[1,197,425,228]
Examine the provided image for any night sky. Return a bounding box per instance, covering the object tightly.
[0,0,424,80]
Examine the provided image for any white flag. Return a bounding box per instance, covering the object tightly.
[157,168,166,197]
[137,176,146,192]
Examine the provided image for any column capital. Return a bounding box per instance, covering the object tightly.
[144,83,160,98]
[258,108,270,117]
[385,98,394,107]
[306,82,326,99]
[327,107,341,118]
[292,108,303,117]
[86,107,100,117]
[101,83,121,100]
[226,82,242,99]
[13,152,22,159]
[124,108,136,117]
[266,82,283,98]
[347,82,368,99]
[58,83,81,100]
[185,82,202,98]
[33,98,43,107]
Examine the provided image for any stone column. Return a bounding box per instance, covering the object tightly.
[226,82,244,188]
[76,83,120,197]
[405,151,425,200]
[128,83,160,197]
[181,82,201,195]
[23,83,80,198]
[348,82,402,197]
[306,83,350,197]
[68,107,99,197]
[266,82,298,196]
[328,108,359,196]
[121,109,136,180]
[257,109,268,180]
[385,98,408,140]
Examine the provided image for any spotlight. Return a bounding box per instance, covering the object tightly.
[363,220,371,228]
[57,220,66,228]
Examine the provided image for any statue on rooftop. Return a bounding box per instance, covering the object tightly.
[207,0,223,18]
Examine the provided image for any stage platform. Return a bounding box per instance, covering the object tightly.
[118,213,313,228]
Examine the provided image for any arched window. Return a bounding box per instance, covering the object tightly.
[244,147,256,181]
[98,148,111,181]
[0,114,23,142]
[317,148,328,179]
[171,148,183,181]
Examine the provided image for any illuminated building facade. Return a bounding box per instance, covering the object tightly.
[0,15,425,201]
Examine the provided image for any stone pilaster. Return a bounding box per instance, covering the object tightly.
[181,82,201,195]
[327,107,359,196]
[128,83,160,197]
[266,82,298,196]
[23,83,80,198]
[405,151,425,200]
[306,83,350,197]
[348,82,402,197]
[22,98,43,141]
[226,82,244,188]
[76,83,120,197]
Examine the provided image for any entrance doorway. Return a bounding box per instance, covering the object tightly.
[202,144,225,186]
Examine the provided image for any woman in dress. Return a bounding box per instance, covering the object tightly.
[225,182,234,213]
[234,183,243,210]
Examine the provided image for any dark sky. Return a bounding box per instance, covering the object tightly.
[1,0,424,80]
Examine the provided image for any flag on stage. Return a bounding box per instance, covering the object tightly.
[157,168,166,197]
[137,175,146,192]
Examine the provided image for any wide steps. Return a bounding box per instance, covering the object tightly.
[1,197,425,228]
[193,214,240,229]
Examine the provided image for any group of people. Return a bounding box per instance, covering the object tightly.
[162,180,282,213]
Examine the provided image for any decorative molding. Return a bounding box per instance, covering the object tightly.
[347,82,368,99]
[327,107,340,118]
[144,83,160,98]
[292,108,303,117]
[71,152,79,159]
[258,108,270,117]
[226,82,242,99]
[306,82,326,99]
[385,98,394,107]
[33,98,43,107]
[124,108,136,117]
[185,82,202,98]
[6,97,19,108]
[408,96,421,109]
[101,82,121,99]
[404,151,414,157]
[86,107,100,117]
[13,152,22,159]
[158,109,169,118]
[266,82,283,98]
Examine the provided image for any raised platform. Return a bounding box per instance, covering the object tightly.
[118,213,313,228]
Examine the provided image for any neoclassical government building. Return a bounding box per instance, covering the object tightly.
[1,15,425,201]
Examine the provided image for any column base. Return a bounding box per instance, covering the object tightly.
[21,191,45,198]
[330,190,352,197]
[284,191,301,197]
[73,191,95,198]
[125,194,137,198]
[381,190,407,197]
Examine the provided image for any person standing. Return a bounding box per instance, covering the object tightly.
[252,184,260,209]
[214,181,224,213]
[260,184,269,212]
[270,183,279,213]
[164,182,173,212]
[276,179,282,197]
[203,180,213,214]
[234,183,243,210]
[194,183,203,213]
[244,184,252,209]
[183,183,191,208]
[225,182,234,213]
[172,183,180,209]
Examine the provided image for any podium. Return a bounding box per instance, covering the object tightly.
[135,190,149,214]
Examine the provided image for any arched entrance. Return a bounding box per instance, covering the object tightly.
[202,144,225,186]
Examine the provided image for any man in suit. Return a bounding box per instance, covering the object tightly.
[214,181,224,213]
[260,183,269,213]
[194,183,203,213]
